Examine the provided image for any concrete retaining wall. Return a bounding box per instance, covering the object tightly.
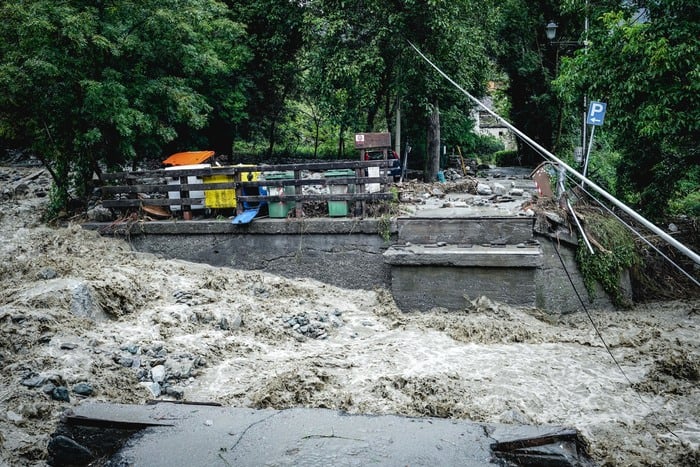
[391,266,538,311]
[84,219,624,313]
[93,218,393,291]
[536,236,630,313]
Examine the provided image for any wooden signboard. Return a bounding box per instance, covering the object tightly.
[354,132,391,149]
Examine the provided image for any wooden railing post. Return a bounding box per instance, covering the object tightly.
[179,175,192,220]
[294,169,303,218]
[234,168,243,216]
[355,167,365,217]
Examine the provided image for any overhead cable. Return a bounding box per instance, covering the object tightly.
[566,173,700,288]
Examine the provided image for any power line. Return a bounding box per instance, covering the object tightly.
[549,236,686,446]
[566,173,700,288]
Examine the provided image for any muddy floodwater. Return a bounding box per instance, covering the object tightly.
[1,165,698,466]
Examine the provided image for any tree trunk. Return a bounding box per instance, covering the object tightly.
[426,101,440,181]
[266,118,277,158]
[313,116,320,158]
[337,124,345,159]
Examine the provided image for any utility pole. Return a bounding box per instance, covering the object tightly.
[581,0,589,168]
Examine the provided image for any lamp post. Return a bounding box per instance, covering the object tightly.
[546,9,589,169]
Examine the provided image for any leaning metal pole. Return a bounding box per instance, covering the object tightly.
[408,41,700,267]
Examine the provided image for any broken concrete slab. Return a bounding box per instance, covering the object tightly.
[48,402,595,466]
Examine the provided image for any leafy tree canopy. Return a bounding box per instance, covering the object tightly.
[0,0,249,211]
[555,0,700,218]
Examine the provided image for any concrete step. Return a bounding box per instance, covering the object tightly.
[384,243,543,268]
[397,216,534,245]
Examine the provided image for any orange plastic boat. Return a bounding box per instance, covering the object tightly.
[162,151,215,166]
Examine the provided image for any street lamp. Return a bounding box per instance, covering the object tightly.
[545,20,584,47]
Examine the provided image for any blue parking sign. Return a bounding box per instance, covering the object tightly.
[587,101,607,126]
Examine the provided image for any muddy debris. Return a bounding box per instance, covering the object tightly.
[0,163,699,466]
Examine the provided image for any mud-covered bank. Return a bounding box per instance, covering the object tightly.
[1,165,698,466]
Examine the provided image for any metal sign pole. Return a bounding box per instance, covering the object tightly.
[581,125,595,188]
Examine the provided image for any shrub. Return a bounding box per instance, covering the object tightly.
[493,150,519,166]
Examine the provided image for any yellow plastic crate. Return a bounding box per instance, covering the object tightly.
[203,166,259,209]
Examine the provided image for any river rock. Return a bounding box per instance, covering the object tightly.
[165,386,185,400]
[492,182,507,195]
[51,386,70,402]
[21,375,46,388]
[7,410,23,423]
[48,435,94,466]
[70,282,107,321]
[476,183,492,195]
[116,356,134,368]
[229,313,242,329]
[37,267,58,280]
[72,382,94,396]
[151,365,166,383]
[87,205,113,222]
[140,381,161,398]
[166,359,193,379]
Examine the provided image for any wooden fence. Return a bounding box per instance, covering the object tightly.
[100,160,396,219]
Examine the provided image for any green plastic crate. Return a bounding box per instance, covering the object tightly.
[325,169,355,217]
[265,171,295,218]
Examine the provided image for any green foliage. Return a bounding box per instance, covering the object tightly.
[668,165,700,216]
[670,191,700,217]
[231,0,304,156]
[300,0,497,168]
[471,135,505,161]
[494,150,520,166]
[565,129,623,195]
[575,212,639,308]
[0,0,249,212]
[441,106,505,160]
[492,0,568,159]
[45,167,69,221]
[378,214,393,243]
[21,0,699,223]
[377,187,401,242]
[555,0,700,220]
[440,106,476,150]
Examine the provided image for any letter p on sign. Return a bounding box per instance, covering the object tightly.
[587,101,607,126]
